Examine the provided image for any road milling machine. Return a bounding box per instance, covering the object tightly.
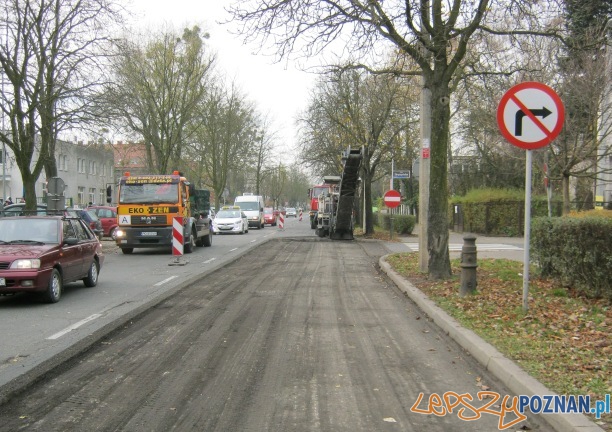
[315,146,363,240]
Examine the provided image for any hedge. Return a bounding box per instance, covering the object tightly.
[531,216,612,300]
[378,214,416,235]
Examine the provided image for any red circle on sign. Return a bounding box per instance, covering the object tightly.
[383,189,401,209]
[497,82,564,150]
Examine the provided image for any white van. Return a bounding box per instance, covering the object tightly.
[234,193,264,229]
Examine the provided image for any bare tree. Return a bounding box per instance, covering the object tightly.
[260,160,287,210]
[0,0,121,208]
[249,113,277,196]
[550,43,612,213]
[188,80,256,211]
[299,69,417,234]
[226,0,565,278]
[106,26,215,174]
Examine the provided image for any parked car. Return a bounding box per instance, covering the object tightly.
[87,205,118,239]
[0,215,104,303]
[263,207,277,226]
[66,208,104,240]
[285,207,297,217]
[1,203,48,216]
[212,206,249,234]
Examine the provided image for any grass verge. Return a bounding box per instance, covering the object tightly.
[384,252,611,429]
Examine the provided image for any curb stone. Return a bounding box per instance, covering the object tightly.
[379,255,605,432]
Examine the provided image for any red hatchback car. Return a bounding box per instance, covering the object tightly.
[87,205,118,239]
[263,207,277,226]
[0,215,104,303]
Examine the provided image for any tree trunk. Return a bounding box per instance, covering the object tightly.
[364,172,374,235]
[427,80,452,279]
[562,174,571,215]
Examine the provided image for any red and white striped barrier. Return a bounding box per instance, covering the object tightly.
[299,209,303,221]
[172,216,183,256]
[278,212,284,230]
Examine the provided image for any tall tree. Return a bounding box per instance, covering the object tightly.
[227,0,565,278]
[299,70,415,234]
[249,114,277,196]
[188,80,256,211]
[0,0,120,208]
[550,0,612,213]
[107,26,215,174]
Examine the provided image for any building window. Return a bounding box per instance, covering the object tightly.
[78,187,85,205]
[57,154,67,171]
[88,188,96,205]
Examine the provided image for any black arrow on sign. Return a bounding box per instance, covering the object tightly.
[515,107,552,136]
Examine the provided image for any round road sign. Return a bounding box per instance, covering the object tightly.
[383,189,401,209]
[497,82,564,150]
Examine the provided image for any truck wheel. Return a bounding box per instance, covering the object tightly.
[121,248,133,254]
[203,231,212,247]
[184,229,196,253]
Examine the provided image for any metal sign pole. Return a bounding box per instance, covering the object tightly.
[522,150,532,312]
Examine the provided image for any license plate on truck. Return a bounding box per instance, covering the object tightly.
[141,231,157,236]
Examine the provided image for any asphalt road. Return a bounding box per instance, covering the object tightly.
[0,219,550,431]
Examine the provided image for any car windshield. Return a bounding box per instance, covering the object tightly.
[0,218,59,243]
[84,210,99,221]
[264,207,273,215]
[216,210,241,218]
[236,201,258,211]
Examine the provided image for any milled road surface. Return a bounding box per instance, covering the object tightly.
[0,238,546,431]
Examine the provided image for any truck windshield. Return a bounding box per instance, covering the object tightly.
[312,187,328,198]
[120,183,179,204]
[236,202,259,211]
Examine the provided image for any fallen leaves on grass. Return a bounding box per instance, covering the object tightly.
[385,253,611,428]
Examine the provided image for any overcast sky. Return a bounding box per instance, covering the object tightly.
[127,0,317,161]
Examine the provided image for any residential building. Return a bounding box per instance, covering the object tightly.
[0,138,114,207]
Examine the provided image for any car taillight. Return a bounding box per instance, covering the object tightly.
[90,222,96,229]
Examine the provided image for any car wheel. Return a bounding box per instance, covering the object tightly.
[184,229,196,253]
[42,269,62,303]
[83,260,99,287]
[203,231,212,247]
[110,227,118,241]
[121,248,133,254]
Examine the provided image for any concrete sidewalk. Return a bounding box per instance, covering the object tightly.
[384,224,526,262]
[378,227,604,432]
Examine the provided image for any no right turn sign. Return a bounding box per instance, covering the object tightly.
[497,82,565,150]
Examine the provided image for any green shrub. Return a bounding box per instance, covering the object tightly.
[379,213,415,235]
[450,188,561,235]
[531,216,612,300]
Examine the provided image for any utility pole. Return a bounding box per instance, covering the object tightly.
[418,81,431,272]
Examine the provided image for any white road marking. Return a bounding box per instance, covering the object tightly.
[202,258,216,264]
[229,248,238,252]
[154,276,178,286]
[47,313,103,340]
